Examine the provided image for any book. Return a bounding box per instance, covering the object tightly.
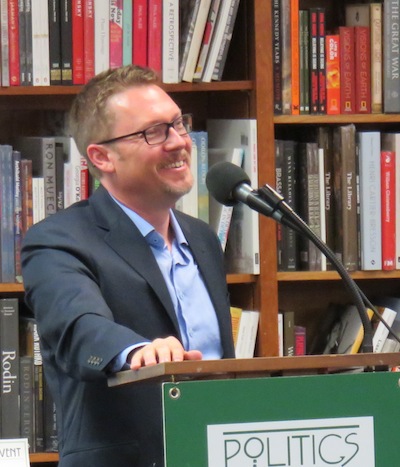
[272,0,282,114]
[357,131,382,271]
[13,150,23,283]
[31,0,50,85]
[15,136,57,218]
[147,0,162,73]
[193,0,222,81]
[282,310,295,356]
[373,306,397,353]
[339,26,355,114]
[1,0,10,86]
[0,145,16,283]
[294,325,306,355]
[201,0,240,83]
[308,8,318,114]
[380,149,396,270]
[290,0,299,115]
[19,355,35,451]
[60,0,72,84]
[0,298,20,439]
[207,119,260,274]
[162,0,179,83]
[229,306,242,348]
[299,9,309,114]
[94,0,109,74]
[208,147,244,250]
[332,124,358,271]
[354,26,371,113]
[325,34,340,115]
[132,0,147,67]
[72,0,84,83]
[48,0,62,85]
[55,136,82,208]
[383,0,400,113]
[24,0,33,85]
[18,0,27,85]
[122,0,132,66]
[280,0,291,114]
[109,0,123,69]
[235,310,259,359]
[211,0,240,81]
[181,0,212,83]
[20,158,33,236]
[316,8,326,114]
[43,379,58,452]
[370,3,383,114]
[83,0,95,82]
[191,130,209,223]
[8,0,21,85]
[179,0,202,81]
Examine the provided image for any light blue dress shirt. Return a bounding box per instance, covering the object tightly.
[109,198,223,371]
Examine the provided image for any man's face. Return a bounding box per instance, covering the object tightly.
[92,84,193,210]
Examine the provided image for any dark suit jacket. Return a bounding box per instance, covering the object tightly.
[21,185,235,467]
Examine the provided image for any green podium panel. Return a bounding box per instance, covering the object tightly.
[162,371,400,466]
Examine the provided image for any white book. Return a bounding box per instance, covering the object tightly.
[175,138,198,217]
[32,177,45,224]
[55,136,82,208]
[208,147,244,250]
[0,0,9,86]
[357,131,382,270]
[318,147,327,271]
[31,0,50,85]
[201,0,235,82]
[182,0,212,82]
[162,0,179,83]
[193,0,222,81]
[278,312,283,357]
[381,132,400,269]
[207,119,260,274]
[95,0,110,74]
[373,307,397,353]
[235,310,260,358]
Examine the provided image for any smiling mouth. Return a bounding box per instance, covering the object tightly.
[164,160,185,169]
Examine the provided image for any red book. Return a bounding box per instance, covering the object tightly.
[147,0,162,73]
[290,0,299,115]
[381,150,396,270]
[80,156,89,200]
[339,26,355,114]
[354,26,371,113]
[132,0,147,66]
[83,0,95,83]
[110,0,123,69]
[294,326,306,356]
[325,34,340,114]
[8,0,20,85]
[72,0,84,84]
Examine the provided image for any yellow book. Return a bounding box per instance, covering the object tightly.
[350,308,374,354]
[230,306,242,348]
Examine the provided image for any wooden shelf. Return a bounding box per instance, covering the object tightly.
[30,452,59,463]
[277,270,400,282]
[274,113,400,125]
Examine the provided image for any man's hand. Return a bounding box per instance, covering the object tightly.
[129,336,202,370]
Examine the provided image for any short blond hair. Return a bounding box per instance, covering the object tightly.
[68,65,159,176]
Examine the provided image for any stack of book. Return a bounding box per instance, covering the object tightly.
[0,0,241,86]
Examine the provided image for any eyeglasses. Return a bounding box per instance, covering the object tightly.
[96,113,193,146]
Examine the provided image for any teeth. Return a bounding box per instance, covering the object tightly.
[165,161,184,169]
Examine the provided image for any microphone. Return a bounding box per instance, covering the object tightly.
[206,161,376,354]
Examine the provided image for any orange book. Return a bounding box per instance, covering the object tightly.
[291,0,300,114]
[326,34,340,114]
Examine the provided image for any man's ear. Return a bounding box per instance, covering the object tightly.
[87,144,115,173]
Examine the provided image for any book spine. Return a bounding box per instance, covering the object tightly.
[162,0,179,83]
[384,0,400,113]
[370,3,383,113]
[325,34,340,115]
[294,326,306,355]
[280,0,291,114]
[1,0,10,86]
[48,0,62,85]
[13,150,23,282]
[94,0,109,74]
[339,26,355,114]
[147,0,162,73]
[24,0,33,85]
[272,0,282,114]
[275,139,284,270]
[381,150,396,270]
[60,0,72,84]
[32,0,50,86]
[21,158,33,235]
[290,0,299,114]
[283,310,295,356]
[43,138,57,217]
[354,26,371,113]
[309,8,318,114]
[18,0,26,85]
[299,9,309,114]
[357,132,382,271]
[0,298,20,439]
[19,355,35,451]
[109,0,123,69]
[132,0,147,67]
[44,380,58,452]
[72,0,84,83]
[33,323,44,452]
[83,0,95,82]
[122,0,132,65]
[8,0,20,85]
[317,8,326,114]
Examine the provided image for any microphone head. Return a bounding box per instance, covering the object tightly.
[206,161,251,206]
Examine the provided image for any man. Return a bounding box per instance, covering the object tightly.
[21,65,235,466]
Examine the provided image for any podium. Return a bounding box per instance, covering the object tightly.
[109,353,400,466]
